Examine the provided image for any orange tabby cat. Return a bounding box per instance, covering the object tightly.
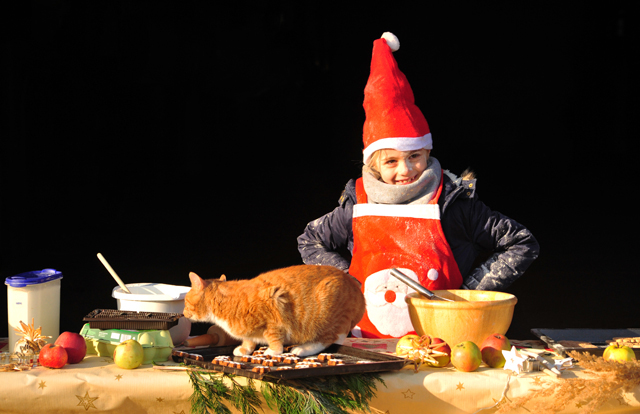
[183,264,365,357]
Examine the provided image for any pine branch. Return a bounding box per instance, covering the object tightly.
[188,367,384,414]
[188,370,233,414]
[228,376,261,414]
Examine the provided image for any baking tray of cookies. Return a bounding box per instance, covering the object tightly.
[82,309,183,330]
[171,343,406,380]
[531,328,640,357]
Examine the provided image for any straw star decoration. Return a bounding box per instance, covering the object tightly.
[13,319,50,354]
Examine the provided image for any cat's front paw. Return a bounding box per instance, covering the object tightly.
[289,342,326,357]
[264,347,284,357]
[233,346,252,356]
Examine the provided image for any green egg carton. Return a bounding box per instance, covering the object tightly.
[79,323,174,364]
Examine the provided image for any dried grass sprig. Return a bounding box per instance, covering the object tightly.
[496,351,640,414]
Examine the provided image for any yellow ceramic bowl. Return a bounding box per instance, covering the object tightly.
[405,290,517,347]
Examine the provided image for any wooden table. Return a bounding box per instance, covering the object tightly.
[1,338,639,414]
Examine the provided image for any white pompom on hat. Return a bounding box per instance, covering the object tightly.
[381,32,400,51]
[362,32,432,164]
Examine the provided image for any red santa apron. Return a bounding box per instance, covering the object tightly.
[349,175,463,338]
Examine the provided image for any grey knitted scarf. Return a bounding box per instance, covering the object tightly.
[362,157,442,205]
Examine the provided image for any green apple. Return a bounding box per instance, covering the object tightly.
[451,341,482,372]
[603,343,637,363]
[113,339,144,369]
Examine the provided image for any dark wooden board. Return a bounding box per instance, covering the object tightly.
[171,343,406,380]
[83,309,182,330]
[531,328,640,357]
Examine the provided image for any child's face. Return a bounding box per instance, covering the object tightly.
[378,149,430,185]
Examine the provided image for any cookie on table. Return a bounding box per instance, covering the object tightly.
[283,356,300,364]
[296,361,321,368]
[263,359,279,367]
[213,356,230,365]
[611,337,640,347]
[251,365,270,373]
[328,359,345,366]
[318,353,333,362]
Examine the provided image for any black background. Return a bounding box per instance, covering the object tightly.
[2,2,639,341]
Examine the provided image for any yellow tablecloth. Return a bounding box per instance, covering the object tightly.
[1,338,639,414]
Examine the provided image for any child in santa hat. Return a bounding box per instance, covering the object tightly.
[297,32,539,339]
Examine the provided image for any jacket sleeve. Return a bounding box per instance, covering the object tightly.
[462,198,540,291]
[296,181,355,271]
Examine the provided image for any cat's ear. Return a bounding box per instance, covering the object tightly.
[189,272,206,291]
[220,274,227,282]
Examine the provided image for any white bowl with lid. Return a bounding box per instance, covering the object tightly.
[112,283,191,345]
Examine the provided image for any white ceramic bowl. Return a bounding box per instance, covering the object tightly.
[112,283,191,345]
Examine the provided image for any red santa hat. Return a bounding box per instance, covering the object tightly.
[362,32,432,164]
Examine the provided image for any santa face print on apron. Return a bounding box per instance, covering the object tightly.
[349,176,463,338]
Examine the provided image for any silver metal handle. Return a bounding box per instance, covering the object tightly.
[389,268,434,298]
[389,268,453,302]
[389,268,453,301]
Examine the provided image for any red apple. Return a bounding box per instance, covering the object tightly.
[39,343,68,369]
[450,341,482,372]
[480,333,512,368]
[603,343,637,363]
[427,337,451,367]
[55,332,87,364]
